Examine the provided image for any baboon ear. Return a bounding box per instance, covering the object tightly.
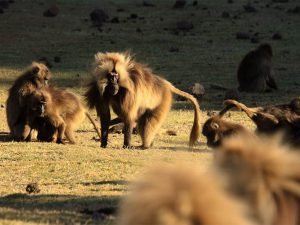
[32,66,40,74]
[211,122,219,129]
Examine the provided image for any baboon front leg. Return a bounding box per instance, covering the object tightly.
[97,102,111,148]
[123,121,134,148]
[56,122,66,144]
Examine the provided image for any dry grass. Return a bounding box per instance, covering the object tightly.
[0,0,299,224]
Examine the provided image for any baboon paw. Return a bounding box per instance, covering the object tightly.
[123,145,134,149]
[56,139,65,144]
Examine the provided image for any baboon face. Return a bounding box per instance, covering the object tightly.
[28,92,47,117]
[106,68,119,96]
[202,118,222,147]
[258,43,273,57]
[31,64,51,88]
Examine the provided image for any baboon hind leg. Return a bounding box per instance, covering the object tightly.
[65,126,76,144]
[139,99,172,149]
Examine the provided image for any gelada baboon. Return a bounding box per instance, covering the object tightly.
[237,43,278,92]
[202,104,253,147]
[117,163,256,225]
[25,87,101,144]
[6,62,51,140]
[215,135,300,225]
[224,99,300,146]
[85,52,201,149]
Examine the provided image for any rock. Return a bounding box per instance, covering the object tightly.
[26,183,40,194]
[192,1,198,6]
[250,36,260,43]
[129,13,138,19]
[222,11,230,18]
[43,5,59,17]
[110,17,119,23]
[54,56,61,63]
[143,0,155,7]
[228,0,233,3]
[243,4,257,12]
[136,28,142,33]
[90,9,109,25]
[189,83,205,101]
[173,0,186,9]
[287,6,300,14]
[169,47,179,52]
[236,32,251,39]
[176,20,194,31]
[272,32,283,40]
[0,1,9,9]
[224,89,240,101]
[0,8,3,14]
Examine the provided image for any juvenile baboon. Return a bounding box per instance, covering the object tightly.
[85,52,201,149]
[117,164,256,225]
[6,62,51,140]
[224,99,300,146]
[202,104,253,147]
[214,135,300,225]
[25,87,100,144]
[237,43,278,92]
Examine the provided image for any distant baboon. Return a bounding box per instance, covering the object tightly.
[117,163,256,225]
[85,52,201,149]
[202,104,253,147]
[6,62,51,140]
[237,43,278,92]
[215,135,300,225]
[25,87,100,144]
[224,99,300,146]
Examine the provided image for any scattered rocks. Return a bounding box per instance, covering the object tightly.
[176,20,194,31]
[222,11,230,18]
[26,183,40,194]
[224,89,240,101]
[173,0,186,9]
[43,5,59,17]
[90,9,109,26]
[272,32,283,40]
[243,4,257,12]
[236,32,251,40]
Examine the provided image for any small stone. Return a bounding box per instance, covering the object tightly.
[110,17,119,23]
[43,5,59,17]
[176,20,194,31]
[272,32,282,40]
[243,4,257,12]
[173,0,186,9]
[26,183,40,194]
[54,56,61,63]
[222,11,230,18]
[236,32,251,39]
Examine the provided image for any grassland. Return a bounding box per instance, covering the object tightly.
[0,0,299,224]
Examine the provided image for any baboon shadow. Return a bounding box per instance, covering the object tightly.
[0,193,120,224]
[0,132,13,142]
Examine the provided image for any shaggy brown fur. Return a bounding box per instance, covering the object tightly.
[25,87,100,144]
[237,43,277,92]
[224,99,300,146]
[117,164,256,225]
[215,135,300,225]
[6,62,51,140]
[85,52,201,149]
[202,103,254,147]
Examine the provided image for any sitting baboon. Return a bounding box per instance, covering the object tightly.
[224,99,300,146]
[202,104,254,147]
[237,43,278,92]
[25,87,100,144]
[6,62,51,140]
[85,52,201,149]
[117,163,256,225]
[214,135,300,225]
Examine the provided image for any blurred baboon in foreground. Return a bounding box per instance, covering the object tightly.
[25,87,100,144]
[237,44,278,92]
[224,98,300,146]
[117,164,256,225]
[202,103,254,147]
[215,135,300,225]
[85,52,201,149]
[6,62,51,140]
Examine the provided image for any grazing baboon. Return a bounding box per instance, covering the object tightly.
[215,135,300,225]
[202,104,253,147]
[85,52,201,149]
[117,164,256,225]
[224,99,300,146]
[25,87,100,144]
[237,43,278,92]
[6,62,51,140]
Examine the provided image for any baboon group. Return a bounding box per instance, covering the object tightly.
[4,43,300,224]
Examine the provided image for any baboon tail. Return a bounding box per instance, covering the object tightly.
[168,82,201,147]
[223,99,259,118]
[85,112,101,139]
